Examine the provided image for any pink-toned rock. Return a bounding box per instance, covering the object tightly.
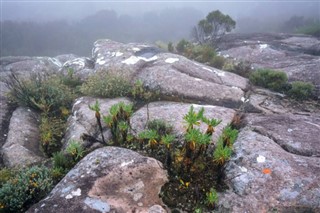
[27,147,168,213]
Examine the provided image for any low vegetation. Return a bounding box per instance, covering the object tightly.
[249,68,316,101]
[249,68,288,92]
[89,101,238,211]
[287,81,315,100]
[0,166,53,213]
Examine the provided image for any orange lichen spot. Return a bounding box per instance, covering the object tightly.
[262,168,272,174]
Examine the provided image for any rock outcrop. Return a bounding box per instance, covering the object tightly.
[218,33,320,95]
[27,147,168,213]
[92,39,249,108]
[0,34,319,212]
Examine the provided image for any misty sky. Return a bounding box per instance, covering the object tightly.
[1,1,319,23]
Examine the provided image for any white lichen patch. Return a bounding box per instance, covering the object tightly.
[63,58,85,68]
[49,58,62,67]
[241,97,249,103]
[287,128,293,133]
[193,104,216,108]
[122,56,140,65]
[194,78,202,81]
[165,58,179,63]
[121,160,134,167]
[110,51,123,57]
[239,166,248,173]
[65,188,82,199]
[96,57,106,65]
[232,86,241,90]
[202,66,225,76]
[259,44,268,49]
[132,47,141,52]
[121,55,158,65]
[257,155,266,163]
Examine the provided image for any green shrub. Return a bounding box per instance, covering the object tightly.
[52,151,72,170]
[189,45,216,63]
[176,39,191,54]
[167,42,174,52]
[61,68,83,92]
[296,22,320,37]
[0,166,53,213]
[287,81,315,100]
[249,68,288,92]
[80,69,132,98]
[0,168,15,188]
[209,56,225,69]
[5,73,75,115]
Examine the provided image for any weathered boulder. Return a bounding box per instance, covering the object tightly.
[27,147,168,213]
[219,33,320,95]
[219,128,320,212]
[1,107,45,168]
[59,56,95,81]
[62,97,132,149]
[130,102,236,143]
[0,56,62,74]
[91,39,249,108]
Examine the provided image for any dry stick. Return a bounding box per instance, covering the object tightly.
[96,111,106,145]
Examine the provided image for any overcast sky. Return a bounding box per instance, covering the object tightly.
[1,1,319,22]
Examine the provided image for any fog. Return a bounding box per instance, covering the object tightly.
[1,1,319,57]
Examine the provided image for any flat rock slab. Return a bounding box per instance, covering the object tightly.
[219,128,320,213]
[130,102,236,144]
[63,97,132,149]
[245,113,320,157]
[1,107,45,168]
[92,39,249,108]
[27,147,168,213]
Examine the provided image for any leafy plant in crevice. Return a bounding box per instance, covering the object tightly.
[39,114,66,156]
[103,102,133,146]
[205,187,219,208]
[89,100,106,145]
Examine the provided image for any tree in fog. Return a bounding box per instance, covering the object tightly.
[192,10,236,45]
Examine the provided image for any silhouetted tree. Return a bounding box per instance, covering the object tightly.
[192,10,236,45]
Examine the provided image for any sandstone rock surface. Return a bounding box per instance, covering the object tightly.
[27,147,168,213]
[92,39,249,108]
[219,128,320,213]
[1,107,45,168]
